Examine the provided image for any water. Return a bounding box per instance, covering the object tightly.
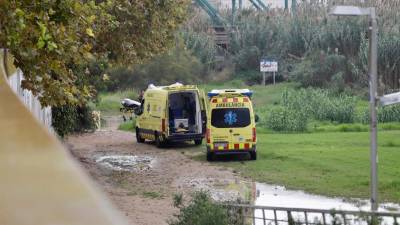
[95,155,153,172]
[254,183,400,225]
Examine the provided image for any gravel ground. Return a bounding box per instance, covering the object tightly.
[65,117,248,225]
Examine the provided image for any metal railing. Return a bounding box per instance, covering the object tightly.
[224,204,400,225]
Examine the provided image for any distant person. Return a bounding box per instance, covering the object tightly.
[138,90,145,102]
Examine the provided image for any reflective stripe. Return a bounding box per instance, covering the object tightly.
[213,143,253,151]
[214,97,247,103]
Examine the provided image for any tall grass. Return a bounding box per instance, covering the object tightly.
[360,104,400,124]
[265,88,357,132]
[95,89,138,115]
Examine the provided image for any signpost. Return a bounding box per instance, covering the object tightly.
[260,59,278,86]
[380,92,400,106]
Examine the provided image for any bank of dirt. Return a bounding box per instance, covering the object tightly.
[65,117,249,225]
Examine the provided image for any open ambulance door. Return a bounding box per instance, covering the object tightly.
[199,89,208,135]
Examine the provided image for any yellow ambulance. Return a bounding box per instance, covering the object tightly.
[135,83,207,147]
[206,89,257,161]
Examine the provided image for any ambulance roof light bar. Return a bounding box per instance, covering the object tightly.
[208,89,253,98]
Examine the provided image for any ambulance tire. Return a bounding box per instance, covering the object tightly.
[155,132,164,148]
[194,138,203,145]
[136,128,145,143]
[206,152,213,161]
[250,151,257,160]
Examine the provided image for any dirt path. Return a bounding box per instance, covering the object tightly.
[65,117,246,225]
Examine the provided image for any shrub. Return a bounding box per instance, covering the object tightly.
[289,52,350,89]
[52,105,96,137]
[169,191,229,225]
[361,105,400,124]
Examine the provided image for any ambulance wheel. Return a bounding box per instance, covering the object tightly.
[206,152,213,161]
[250,151,257,160]
[155,132,164,148]
[194,138,202,145]
[136,128,145,143]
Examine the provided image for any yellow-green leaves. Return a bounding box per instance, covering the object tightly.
[86,28,95,37]
[0,0,189,106]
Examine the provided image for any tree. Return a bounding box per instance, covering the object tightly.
[0,0,188,106]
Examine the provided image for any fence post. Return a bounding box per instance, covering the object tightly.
[288,211,293,225]
[304,211,308,225]
[274,209,278,225]
[262,209,266,225]
[322,213,327,225]
[342,213,346,225]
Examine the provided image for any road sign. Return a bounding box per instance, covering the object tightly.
[260,60,278,72]
[380,92,400,106]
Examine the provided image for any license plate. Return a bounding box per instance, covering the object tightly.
[214,143,228,148]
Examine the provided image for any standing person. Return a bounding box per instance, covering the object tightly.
[138,90,145,102]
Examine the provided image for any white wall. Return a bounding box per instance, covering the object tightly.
[7,69,53,130]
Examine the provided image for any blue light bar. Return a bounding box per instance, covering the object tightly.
[208,89,253,98]
[208,92,219,98]
[243,91,253,98]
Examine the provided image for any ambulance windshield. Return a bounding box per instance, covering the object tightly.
[211,108,250,128]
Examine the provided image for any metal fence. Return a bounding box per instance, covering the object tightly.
[224,204,400,225]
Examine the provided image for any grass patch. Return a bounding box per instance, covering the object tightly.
[200,81,297,108]
[94,89,138,115]
[310,122,400,133]
[209,130,400,203]
[142,191,163,199]
[118,120,135,132]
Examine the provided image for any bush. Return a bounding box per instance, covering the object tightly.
[169,191,229,225]
[105,39,207,90]
[289,52,349,89]
[52,105,96,137]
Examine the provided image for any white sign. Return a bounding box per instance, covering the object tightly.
[260,60,278,72]
[380,92,400,106]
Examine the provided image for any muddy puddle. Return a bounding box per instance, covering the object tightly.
[182,178,253,202]
[95,155,154,172]
[254,183,400,225]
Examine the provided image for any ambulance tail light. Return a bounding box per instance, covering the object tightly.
[162,119,166,132]
[206,128,211,143]
[252,128,256,142]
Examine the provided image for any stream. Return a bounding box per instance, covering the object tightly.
[254,183,400,225]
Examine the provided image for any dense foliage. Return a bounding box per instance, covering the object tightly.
[0,0,188,106]
[169,192,229,225]
[105,39,207,91]
[266,88,357,132]
[227,1,400,91]
[52,105,96,137]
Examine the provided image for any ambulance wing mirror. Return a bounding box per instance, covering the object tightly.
[255,114,260,123]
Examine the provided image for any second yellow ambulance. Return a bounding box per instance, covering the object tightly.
[206,89,257,161]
